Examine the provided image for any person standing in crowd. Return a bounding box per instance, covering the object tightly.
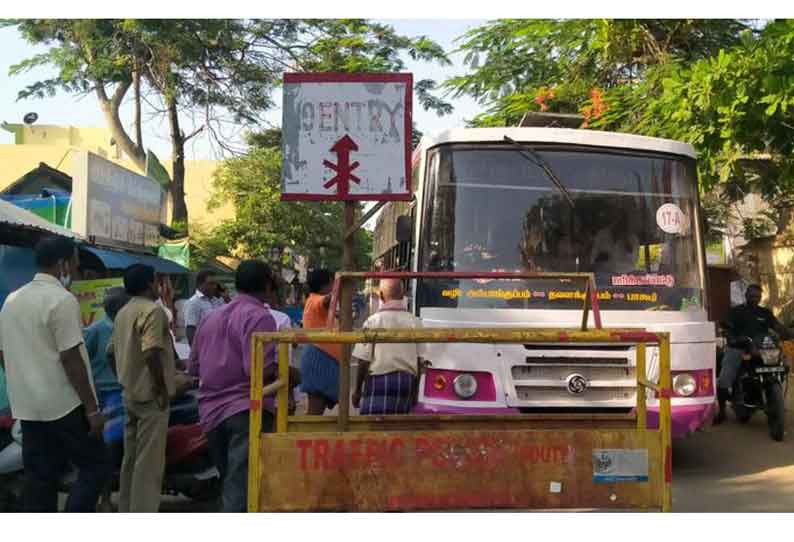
[299,269,342,415]
[188,260,300,512]
[352,279,424,415]
[84,287,129,408]
[266,276,298,414]
[0,236,111,512]
[109,264,175,513]
[185,269,227,346]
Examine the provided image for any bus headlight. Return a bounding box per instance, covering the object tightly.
[673,373,697,397]
[453,374,478,399]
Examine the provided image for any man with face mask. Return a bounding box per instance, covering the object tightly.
[0,236,111,512]
[716,284,792,424]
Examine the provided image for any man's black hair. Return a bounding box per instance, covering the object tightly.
[196,269,215,288]
[34,237,76,268]
[747,284,763,293]
[235,260,273,295]
[307,269,334,294]
[103,287,130,321]
[124,264,156,296]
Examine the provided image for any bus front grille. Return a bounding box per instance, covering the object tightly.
[514,386,636,404]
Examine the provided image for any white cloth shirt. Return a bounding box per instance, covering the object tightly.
[155,298,183,359]
[269,308,294,366]
[0,273,95,421]
[352,301,425,376]
[184,290,224,328]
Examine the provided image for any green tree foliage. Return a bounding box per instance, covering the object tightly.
[596,22,794,193]
[588,20,794,235]
[206,133,372,271]
[446,19,749,126]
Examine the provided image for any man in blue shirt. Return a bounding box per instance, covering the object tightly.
[83,288,129,407]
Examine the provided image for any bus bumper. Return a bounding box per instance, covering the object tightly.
[645,402,716,439]
[413,401,716,439]
[413,403,519,415]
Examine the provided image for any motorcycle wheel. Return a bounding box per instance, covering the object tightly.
[181,478,220,502]
[766,380,785,442]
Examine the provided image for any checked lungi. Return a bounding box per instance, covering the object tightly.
[359,371,417,415]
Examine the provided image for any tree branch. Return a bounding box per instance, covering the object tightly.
[94,77,146,170]
[183,124,205,142]
[257,34,306,70]
[111,79,131,109]
[133,65,143,150]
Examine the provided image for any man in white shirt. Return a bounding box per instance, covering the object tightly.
[266,280,298,413]
[0,237,111,512]
[352,279,424,415]
[184,269,227,346]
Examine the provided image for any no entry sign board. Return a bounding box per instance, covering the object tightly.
[281,73,413,201]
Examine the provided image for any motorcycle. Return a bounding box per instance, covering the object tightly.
[0,390,220,512]
[729,335,789,441]
[97,389,220,510]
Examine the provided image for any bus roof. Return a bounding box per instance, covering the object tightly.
[419,128,697,159]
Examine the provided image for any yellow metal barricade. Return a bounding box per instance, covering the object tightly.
[247,328,673,512]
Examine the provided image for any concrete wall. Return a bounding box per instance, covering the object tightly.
[744,238,794,324]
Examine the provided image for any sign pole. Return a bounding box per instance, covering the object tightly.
[280,73,413,431]
[338,201,356,431]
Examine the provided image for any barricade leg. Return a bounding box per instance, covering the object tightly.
[659,335,672,512]
[636,343,647,431]
[247,337,264,513]
[277,343,289,433]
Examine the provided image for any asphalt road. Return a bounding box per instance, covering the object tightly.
[672,390,794,512]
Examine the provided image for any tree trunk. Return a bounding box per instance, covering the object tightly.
[133,68,143,150]
[95,81,146,171]
[167,97,189,225]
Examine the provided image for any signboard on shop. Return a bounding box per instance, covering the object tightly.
[281,73,413,201]
[71,278,124,327]
[71,151,164,250]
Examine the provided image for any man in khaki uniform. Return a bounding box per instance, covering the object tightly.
[109,264,175,513]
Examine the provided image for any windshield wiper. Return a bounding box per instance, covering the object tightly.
[503,135,575,208]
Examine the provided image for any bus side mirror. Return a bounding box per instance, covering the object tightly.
[396,215,412,243]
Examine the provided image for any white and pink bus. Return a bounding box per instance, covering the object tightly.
[373,127,715,438]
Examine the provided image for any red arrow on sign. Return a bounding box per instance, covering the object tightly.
[323,135,361,197]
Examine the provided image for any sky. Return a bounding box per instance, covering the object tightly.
[0,20,486,161]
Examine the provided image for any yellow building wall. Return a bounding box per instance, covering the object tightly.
[745,240,794,324]
[3,124,123,160]
[0,125,233,229]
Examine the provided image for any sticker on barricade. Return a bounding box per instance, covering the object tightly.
[592,449,649,483]
[254,428,662,511]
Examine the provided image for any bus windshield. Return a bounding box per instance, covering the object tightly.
[417,144,705,311]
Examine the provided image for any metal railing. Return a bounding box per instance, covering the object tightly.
[247,327,672,512]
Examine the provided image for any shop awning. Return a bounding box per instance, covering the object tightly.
[80,245,190,274]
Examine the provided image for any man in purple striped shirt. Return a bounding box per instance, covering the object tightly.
[188,260,298,512]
